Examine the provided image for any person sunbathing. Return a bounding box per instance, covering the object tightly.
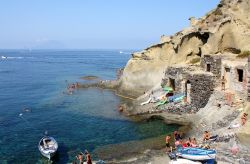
[203,131,210,141]
[203,131,218,141]
[190,138,197,147]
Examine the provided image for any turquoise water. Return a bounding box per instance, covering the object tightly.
[0,50,178,163]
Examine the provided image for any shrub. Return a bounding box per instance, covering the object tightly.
[237,51,250,58]
[189,58,201,64]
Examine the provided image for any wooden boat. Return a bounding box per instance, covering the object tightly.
[177,147,216,161]
[38,136,58,160]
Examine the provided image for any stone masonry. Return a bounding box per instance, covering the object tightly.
[163,66,215,109]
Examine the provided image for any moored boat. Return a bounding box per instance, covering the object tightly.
[38,136,58,160]
[177,147,216,161]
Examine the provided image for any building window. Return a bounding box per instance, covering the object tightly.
[206,64,211,72]
[237,69,243,82]
[225,67,230,72]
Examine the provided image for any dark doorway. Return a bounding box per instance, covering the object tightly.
[237,69,243,82]
[169,78,175,91]
[206,64,211,72]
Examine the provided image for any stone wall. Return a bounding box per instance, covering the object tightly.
[163,66,215,109]
[221,58,248,100]
[248,57,250,101]
[187,73,215,108]
[201,55,222,79]
[163,66,193,93]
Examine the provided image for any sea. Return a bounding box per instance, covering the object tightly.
[0,50,178,163]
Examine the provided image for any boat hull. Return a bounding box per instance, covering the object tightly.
[39,149,56,160]
[177,148,216,161]
[38,136,58,160]
[178,153,216,161]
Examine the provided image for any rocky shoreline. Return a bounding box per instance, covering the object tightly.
[78,77,250,163]
[78,0,250,163]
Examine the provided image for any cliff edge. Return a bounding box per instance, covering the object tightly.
[118,0,250,97]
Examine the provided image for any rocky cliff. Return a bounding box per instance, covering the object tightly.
[118,0,250,97]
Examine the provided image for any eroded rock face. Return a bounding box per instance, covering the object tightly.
[118,0,250,96]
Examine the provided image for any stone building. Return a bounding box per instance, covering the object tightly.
[163,65,215,109]
[162,55,250,111]
[201,55,222,79]
[221,57,248,101]
[201,54,249,101]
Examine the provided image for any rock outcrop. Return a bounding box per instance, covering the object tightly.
[118,0,250,96]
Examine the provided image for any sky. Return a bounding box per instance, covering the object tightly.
[0,0,220,49]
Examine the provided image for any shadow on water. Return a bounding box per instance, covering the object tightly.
[53,142,70,164]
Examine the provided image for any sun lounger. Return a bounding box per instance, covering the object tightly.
[140,98,152,106]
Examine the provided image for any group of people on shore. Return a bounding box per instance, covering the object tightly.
[165,131,198,152]
[165,130,219,152]
[65,81,80,95]
[74,150,92,164]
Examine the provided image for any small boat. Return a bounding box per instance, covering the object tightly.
[1,56,7,59]
[177,147,216,161]
[38,136,58,160]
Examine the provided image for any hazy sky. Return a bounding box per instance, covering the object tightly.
[0,0,220,49]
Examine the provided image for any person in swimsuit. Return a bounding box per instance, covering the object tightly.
[174,131,182,141]
[241,113,248,125]
[203,131,211,141]
[165,135,172,152]
[76,152,84,164]
[190,138,197,147]
[85,150,92,164]
[221,76,226,91]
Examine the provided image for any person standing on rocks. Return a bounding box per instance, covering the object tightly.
[241,113,248,125]
[84,150,92,164]
[165,135,172,152]
[76,152,84,164]
[221,76,227,91]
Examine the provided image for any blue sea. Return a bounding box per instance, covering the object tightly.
[0,50,178,163]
